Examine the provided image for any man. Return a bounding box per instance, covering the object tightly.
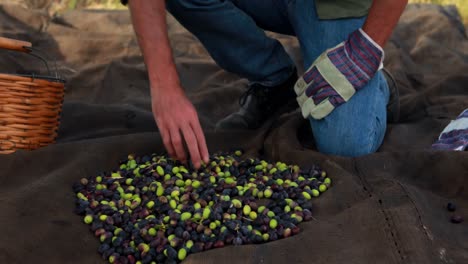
[121,0,407,169]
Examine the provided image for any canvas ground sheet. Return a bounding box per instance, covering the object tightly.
[0,3,467,264]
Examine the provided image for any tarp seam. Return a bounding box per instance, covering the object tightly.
[352,158,405,262]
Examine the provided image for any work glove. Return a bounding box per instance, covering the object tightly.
[431,108,468,151]
[295,28,384,120]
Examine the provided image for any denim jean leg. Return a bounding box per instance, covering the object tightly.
[308,74,390,156]
[287,0,390,156]
[166,0,295,86]
[229,0,295,36]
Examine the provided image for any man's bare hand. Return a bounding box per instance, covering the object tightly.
[127,1,208,168]
[151,87,209,169]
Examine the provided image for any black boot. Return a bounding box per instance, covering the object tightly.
[215,70,299,131]
[382,68,400,124]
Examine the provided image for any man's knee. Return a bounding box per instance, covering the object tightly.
[314,129,383,157]
[312,120,386,157]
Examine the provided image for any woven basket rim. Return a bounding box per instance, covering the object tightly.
[0,73,66,84]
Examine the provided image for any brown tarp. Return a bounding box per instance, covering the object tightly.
[0,3,467,264]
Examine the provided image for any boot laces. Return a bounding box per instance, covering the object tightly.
[239,84,269,106]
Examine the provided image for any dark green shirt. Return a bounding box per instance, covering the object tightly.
[315,0,373,19]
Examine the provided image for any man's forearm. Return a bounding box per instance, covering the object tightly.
[128,0,181,94]
[362,0,408,47]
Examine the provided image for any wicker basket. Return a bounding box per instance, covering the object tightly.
[0,37,65,154]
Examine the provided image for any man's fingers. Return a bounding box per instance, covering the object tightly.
[191,119,209,163]
[169,126,187,164]
[160,126,176,159]
[181,124,202,169]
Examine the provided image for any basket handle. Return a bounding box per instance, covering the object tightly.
[0,37,32,53]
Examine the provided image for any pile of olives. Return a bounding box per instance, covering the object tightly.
[73,150,331,264]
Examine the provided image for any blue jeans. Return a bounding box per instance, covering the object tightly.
[166,0,390,157]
